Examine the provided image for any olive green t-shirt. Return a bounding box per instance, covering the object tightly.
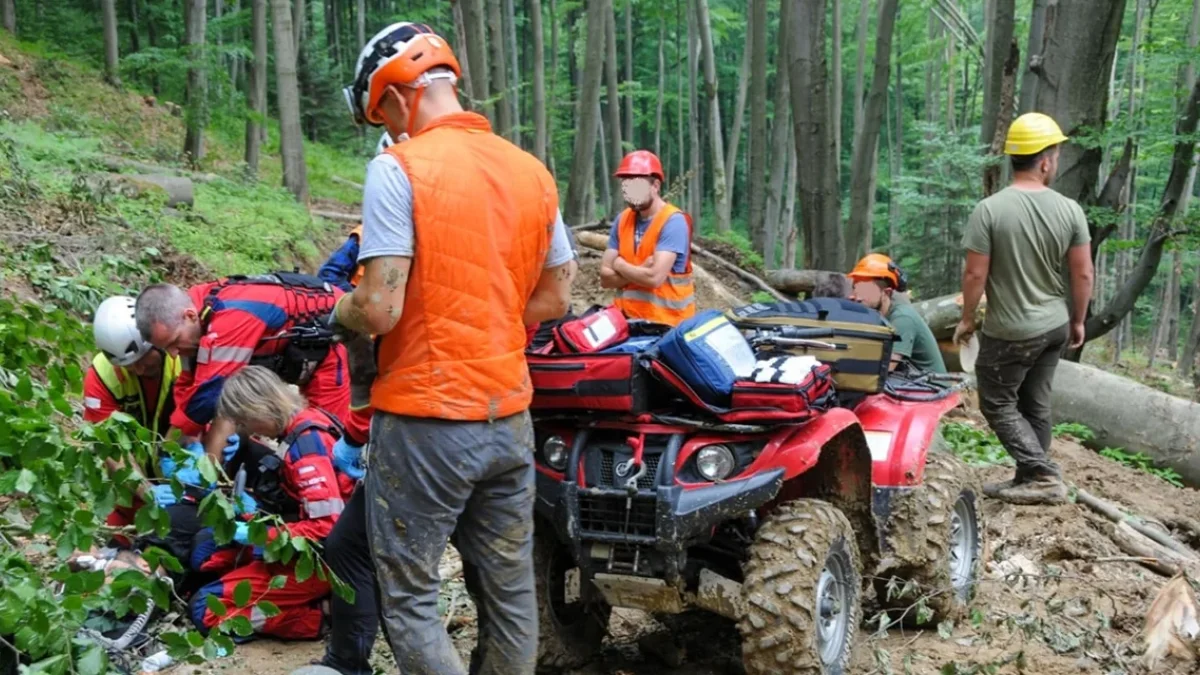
[961,186,1090,341]
[887,302,947,374]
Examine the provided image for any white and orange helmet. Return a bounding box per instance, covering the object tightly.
[344,22,461,128]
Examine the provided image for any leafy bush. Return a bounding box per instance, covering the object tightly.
[1097,447,1184,488]
[940,422,1011,466]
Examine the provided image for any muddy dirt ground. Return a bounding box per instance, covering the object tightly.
[188,422,1200,675]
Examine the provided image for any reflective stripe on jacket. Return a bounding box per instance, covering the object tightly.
[90,352,182,439]
[612,203,696,326]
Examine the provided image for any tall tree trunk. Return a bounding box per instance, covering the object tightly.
[725,33,752,198]
[1169,250,1184,362]
[452,0,474,110]
[504,0,521,145]
[1148,258,1177,368]
[604,4,624,215]
[2,0,14,34]
[790,0,844,270]
[844,0,898,264]
[981,0,1015,147]
[272,0,309,202]
[782,133,799,269]
[102,0,121,86]
[925,14,939,126]
[687,0,702,218]
[246,0,267,176]
[852,0,868,145]
[597,108,612,211]
[230,0,242,90]
[623,0,634,146]
[1113,0,1144,357]
[748,0,768,253]
[1174,0,1200,372]
[293,0,305,51]
[355,0,364,48]
[676,0,685,196]
[183,0,209,165]
[832,0,843,183]
[127,0,141,54]
[487,0,513,139]
[1018,0,1048,114]
[763,0,793,266]
[696,0,729,232]
[530,0,547,163]
[1183,271,1200,378]
[655,20,665,156]
[888,16,902,246]
[563,0,607,225]
[464,0,492,122]
[548,0,559,173]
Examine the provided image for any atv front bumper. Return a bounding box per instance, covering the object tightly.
[535,465,784,581]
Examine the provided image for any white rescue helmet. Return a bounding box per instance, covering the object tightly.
[94,296,153,367]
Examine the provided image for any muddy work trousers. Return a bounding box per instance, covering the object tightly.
[976,323,1068,482]
[365,411,537,675]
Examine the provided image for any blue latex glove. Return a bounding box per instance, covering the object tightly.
[222,434,241,463]
[149,484,177,508]
[331,438,365,480]
[159,441,204,481]
[233,521,251,546]
[234,491,258,516]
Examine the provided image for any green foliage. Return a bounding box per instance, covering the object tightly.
[1098,447,1184,487]
[940,422,1012,466]
[1051,422,1095,442]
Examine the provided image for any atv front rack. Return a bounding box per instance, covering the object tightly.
[882,368,968,402]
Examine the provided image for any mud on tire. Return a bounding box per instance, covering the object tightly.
[534,525,611,671]
[740,499,862,675]
[874,451,983,624]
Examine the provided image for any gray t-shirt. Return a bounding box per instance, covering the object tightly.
[962,186,1090,341]
[358,154,575,267]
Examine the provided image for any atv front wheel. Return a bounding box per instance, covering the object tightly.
[740,500,862,675]
[875,452,983,624]
[534,525,611,671]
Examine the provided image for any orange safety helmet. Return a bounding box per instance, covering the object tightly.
[345,22,462,128]
[848,253,908,292]
[615,150,665,183]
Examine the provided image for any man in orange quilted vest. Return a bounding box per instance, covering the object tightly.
[600,150,696,326]
[327,21,575,675]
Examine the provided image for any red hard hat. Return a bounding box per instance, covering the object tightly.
[615,150,664,182]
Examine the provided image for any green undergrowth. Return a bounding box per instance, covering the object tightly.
[942,420,1183,487]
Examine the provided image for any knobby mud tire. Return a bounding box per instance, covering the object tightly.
[533,526,611,671]
[740,499,862,675]
[874,451,984,625]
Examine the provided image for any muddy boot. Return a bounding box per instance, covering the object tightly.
[987,476,1067,505]
[983,477,1021,499]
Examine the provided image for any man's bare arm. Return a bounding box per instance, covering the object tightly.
[525,261,576,326]
[960,250,990,323]
[613,251,678,288]
[1065,243,1094,325]
[599,249,628,289]
[334,255,413,335]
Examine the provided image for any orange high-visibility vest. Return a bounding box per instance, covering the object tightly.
[348,226,365,288]
[370,112,558,420]
[613,203,696,326]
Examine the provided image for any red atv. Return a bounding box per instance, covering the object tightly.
[527,309,983,674]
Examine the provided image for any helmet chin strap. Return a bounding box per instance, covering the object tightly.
[406,84,427,138]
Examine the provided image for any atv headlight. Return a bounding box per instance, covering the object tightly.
[543,435,568,471]
[696,445,735,481]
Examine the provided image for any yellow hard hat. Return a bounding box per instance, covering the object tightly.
[1005,113,1069,156]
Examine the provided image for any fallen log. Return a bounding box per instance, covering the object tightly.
[1052,361,1200,487]
[1108,521,1200,578]
[1075,489,1199,558]
[313,210,361,223]
[88,173,194,207]
[764,269,835,295]
[689,247,788,302]
[101,157,218,183]
[910,292,988,341]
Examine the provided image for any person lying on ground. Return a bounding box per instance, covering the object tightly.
[189,366,354,641]
[134,274,365,466]
[848,254,947,374]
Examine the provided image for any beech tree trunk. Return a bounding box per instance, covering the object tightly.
[563,0,607,225]
[356,0,364,48]
[2,0,14,34]
[832,0,843,183]
[790,0,843,270]
[696,0,729,232]
[748,0,768,253]
[655,20,665,157]
[888,19,903,245]
[548,0,559,173]
[844,0,898,264]
[183,0,209,165]
[530,0,547,163]
[687,0,702,218]
[102,0,120,86]
[504,0,521,145]
[292,0,305,51]
[763,0,793,268]
[464,0,492,121]
[452,1,474,110]
[725,33,752,198]
[623,0,634,146]
[782,136,799,269]
[597,108,612,211]
[272,0,309,202]
[852,0,868,144]
[487,0,513,139]
[981,0,1015,147]
[230,0,242,90]
[604,5,623,215]
[1018,0,1048,114]
[245,0,267,176]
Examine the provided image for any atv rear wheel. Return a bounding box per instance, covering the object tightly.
[534,526,611,671]
[875,452,983,624]
[740,500,862,675]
